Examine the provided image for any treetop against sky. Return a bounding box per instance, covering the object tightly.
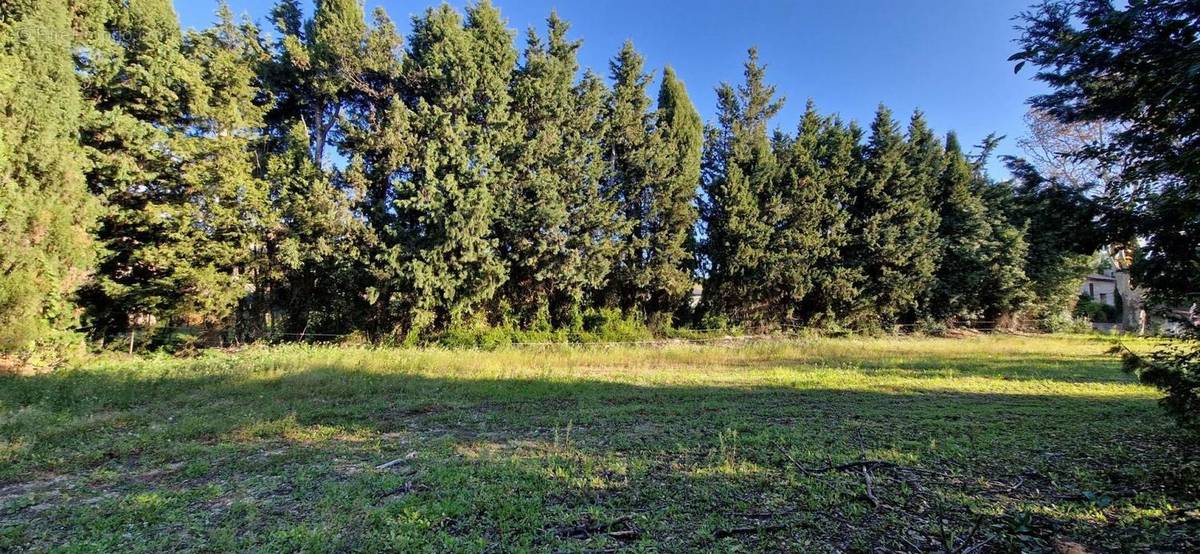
[175,0,1045,177]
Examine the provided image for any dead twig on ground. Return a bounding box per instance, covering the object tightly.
[557,515,639,541]
[863,466,882,509]
[375,451,417,470]
[714,524,786,538]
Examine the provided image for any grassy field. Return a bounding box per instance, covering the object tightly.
[1,334,1196,552]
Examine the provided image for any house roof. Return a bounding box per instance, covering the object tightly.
[1084,273,1116,282]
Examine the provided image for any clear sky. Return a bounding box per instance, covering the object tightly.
[175,0,1045,177]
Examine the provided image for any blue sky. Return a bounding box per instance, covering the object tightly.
[175,0,1044,177]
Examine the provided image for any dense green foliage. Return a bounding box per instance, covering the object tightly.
[0,0,98,352]
[1014,0,1199,427]
[0,0,1108,353]
[1014,0,1198,307]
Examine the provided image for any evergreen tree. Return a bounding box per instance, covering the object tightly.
[699,48,782,326]
[602,40,657,315]
[266,0,400,163]
[640,66,703,322]
[770,102,860,326]
[847,105,939,326]
[368,2,515,337]
[497,13,621,325]
[801,117,864,326]
[765,102,830,324]
[265,0,399,336]
[179,5,276,337]
[1014,0,1200,306]
[75,0,212,339]
[976,177,1034,322]
[0,0,98,351]
[929,132,992,321]
[1004,158,1101,327]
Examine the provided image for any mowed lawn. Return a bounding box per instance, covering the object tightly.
[1,335,1197,552]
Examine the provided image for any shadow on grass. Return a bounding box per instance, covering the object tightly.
[0,358,1196,552]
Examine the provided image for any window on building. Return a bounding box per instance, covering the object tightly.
[1089,283,1095,298]
[1100,293,1108,303]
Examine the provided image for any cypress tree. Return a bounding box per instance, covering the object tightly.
[179,4,275,337]
[75,0,212,339]
[265,0,399,336]
[848,105,939,326]
[929,132,992,321]
[973,155,1034,322]
[640,66,703,322]
[266,0,400,163]
[769,102,861,326]
[765,101,829,324]
[602,40,657,315]
[268,120,371,336]
[1004,159,1101,327]
[699,48,782,326]
[801,117,864,326]
[372,2,515,337]
[0,0,98,351]
[498,13,621,326]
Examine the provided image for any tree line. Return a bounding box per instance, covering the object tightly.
[0,0,1100,352]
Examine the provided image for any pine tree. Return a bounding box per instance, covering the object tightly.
[847,105,939,326]
[498,14,621,326]
[0,0,98,351]
[178,4,275,337]
[265,0,399,336]
[699,48,782,326]
[266,0,400,164]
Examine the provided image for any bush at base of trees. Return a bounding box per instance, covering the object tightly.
[1121,331,1200,430]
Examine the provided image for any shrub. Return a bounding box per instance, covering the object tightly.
[1074,295,1118,323]
[1120,327,1200,430]
[573,308,652,343]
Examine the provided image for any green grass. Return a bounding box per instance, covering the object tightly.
[1,334,1196,552]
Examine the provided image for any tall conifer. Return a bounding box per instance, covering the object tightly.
[265,0,398,336]
[0,0,98,351]
[848,105,939,326]
[639,67,703,322]
[370,2,515,336]
[603,40,657,314]
[498,13,621,325]
[699,48,782,325]
[929,133,992,320]
[75,0,211,338]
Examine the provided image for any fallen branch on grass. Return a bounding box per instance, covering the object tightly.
[557,515,639,541]
[375,451,418,470]
[862,466,881,508]
[714,524,786,538]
